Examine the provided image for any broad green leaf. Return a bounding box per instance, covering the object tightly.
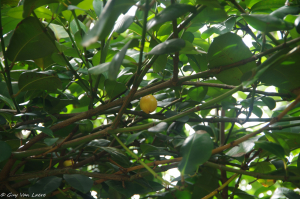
[241,14,294,32]
[114,15,135,33]
[6,17,57,62]
[273,187,300,199]
[140,143,160,154]
[178,130,213,175]
[6,6,23,19]
[196,0,222,8]
[252,106,263,118]
[187,54,208,72]
[106,179,164,198]
[207,33,256,85]
[88,62,111,75]
[125,132,143,145]
[147,38,185,55]
[201,16,236,39]
[28,176,62,195]
[0,94,16,109]
[251,162,276,187]
[0,141,12,162]
[2,17,22,35]
[187,86,208,102]
[89,39,137,80]
[153,54,168,73]
[15,71,62,96]
[251,0,286,11]
[93,0,103,16]
[226,136,261,157]
[82,0,134,46]
[87,139,111,148]
[259,47,300,94]
[63,174,93,193]
[46,23,69,40]
[192,6,227,23]
[100,147,129,166]
[255,141,285,159]
[34,6,53,19]
[44,138,59,146]
[265,132,290,155]
[148,122,168,133]
[192,167,221,198]
[270,5,300,19]
[261,97,276,110]
[33,126,54,137]
[104,80,126,99]
[23,0,59,18]
[108,39,137,80]
[147,4,195,30]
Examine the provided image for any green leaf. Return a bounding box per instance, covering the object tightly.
[251,0,286,11]
[270,5,300,19]
[255,141,285,159]
[106,179,164,198]
[88,62,111,75]
[148,122,168,133]
[226,136,261,157]
[147,4,195,30]
[104,79,126,99]
[187,86,208,102]
[201,16,236,39]
[147,38,185,55]
[196,0,222,8]
[273,187,300,199]
[192,167,221,198]
[153,54,168,73]
[108,39,137,80]
[6,6,23,19]
[87,139,111,148]
[241,14,294,32]
[251,162,276,187]
[261,97,276,110]
[15,71,62,96]
[29,176,62,196]
[6,17,57,62]
[252,106,263,118]
[0,141,12,162]
[114,15,135,33]
[33,126,54,137]
[178,130,213,175]
[44,138,59,146]
[259,47,300,94]
[93,0,103,16]
[46,23,69,40]
[23,0,59,18]
[0,94,16,109]
[192,6,227,23]
[63,174,93,193]
[89,39,137,80]
[82,0,134,46]
[100,147,129,166]
[207,33,256,85]
[140,143,160,154]
[125,132,143,145]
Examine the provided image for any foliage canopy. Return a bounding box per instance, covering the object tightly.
[1,0,300,198]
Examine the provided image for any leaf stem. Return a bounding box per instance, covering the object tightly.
[202,173,239,199]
